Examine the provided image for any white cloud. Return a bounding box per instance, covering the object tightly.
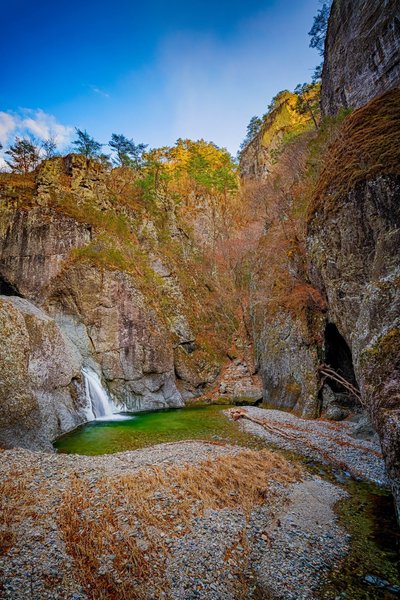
[0,112,17,146]
[0,109,72,147]
[21,109,73,145]
[0,109,73,169]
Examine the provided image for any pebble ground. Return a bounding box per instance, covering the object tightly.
[0,407,387,599]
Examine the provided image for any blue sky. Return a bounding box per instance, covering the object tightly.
[0,0,320,159]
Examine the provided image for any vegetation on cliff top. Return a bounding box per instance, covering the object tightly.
[238,85,321,161]
[0,137,242,374]
[311,88,400,215]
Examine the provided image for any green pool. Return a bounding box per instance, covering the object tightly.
[53,404,260,455]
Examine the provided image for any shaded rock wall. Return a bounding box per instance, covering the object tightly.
[0,207,91,300]
[242,0,400,516]
[245,129,325,419]
[255,312,321,418]
[321,0,400,116]
[0,296,86,449]
[309,172,400,515]
[46,263,183,411]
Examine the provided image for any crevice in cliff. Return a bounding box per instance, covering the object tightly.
[324,323,358,394]
[0,275,22,297]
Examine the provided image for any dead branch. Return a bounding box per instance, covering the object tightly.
[230,409,298,440]
[317,364,363,405]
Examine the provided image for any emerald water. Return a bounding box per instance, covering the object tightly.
[54,404,260,455]
[54,404,399,598]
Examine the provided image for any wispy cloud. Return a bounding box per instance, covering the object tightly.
[90,85,110,98]
[153,5,318,153]
[0,109,73,169]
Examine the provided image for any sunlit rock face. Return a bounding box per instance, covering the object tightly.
[239,91,311,180]
[321,0,400,116]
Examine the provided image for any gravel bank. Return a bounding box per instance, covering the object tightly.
[0,439,350,599]
[166,478,348,600]
[229,406,388,486]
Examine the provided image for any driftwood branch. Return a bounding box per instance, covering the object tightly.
[317,363,363,405]
[230,409,298,440]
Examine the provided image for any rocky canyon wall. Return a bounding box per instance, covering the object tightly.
[308,90,400,514]
[321,0,400,116]
[0,155,237,447]
[242,0,400,515]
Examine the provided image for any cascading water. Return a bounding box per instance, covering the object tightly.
[82,366,119,421]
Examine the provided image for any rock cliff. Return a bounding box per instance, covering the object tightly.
[240,90,316,180]
[0,296,85,449]
[241,0,400,516]
[321,0,400,116]
[307,89,400,516]
[0,154,238,447]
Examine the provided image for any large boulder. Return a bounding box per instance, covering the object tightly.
[0,296,85,449]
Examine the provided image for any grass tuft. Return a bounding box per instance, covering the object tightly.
[58,449,301,599]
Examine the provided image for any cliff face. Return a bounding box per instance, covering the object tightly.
[0,296,85,450]
[240,91,314,180]
[247,131,325,419]
[0,155,238,447]
[321,0,400,116]
[242,1,400,515]
[307,90,400,515]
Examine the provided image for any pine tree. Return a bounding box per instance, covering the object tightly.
[294,83,320,129]
[239,116,263,152]
[42,137,58,159]
[109,133,147,168]
[72,128,102,158]
[5,137,41,173]
[308,2,332,56]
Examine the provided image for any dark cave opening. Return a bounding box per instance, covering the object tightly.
[324,322,359,394]
[0,275,21,297]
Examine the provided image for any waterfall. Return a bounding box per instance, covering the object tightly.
[82,366,118,421]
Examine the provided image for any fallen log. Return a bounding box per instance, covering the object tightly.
[230,409,298,441]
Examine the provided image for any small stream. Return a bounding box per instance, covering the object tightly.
[54,404,399,599]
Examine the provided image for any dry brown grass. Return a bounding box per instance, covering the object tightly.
[0,471,38,555]
[59,449,300,599]
[311,87,400,216]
